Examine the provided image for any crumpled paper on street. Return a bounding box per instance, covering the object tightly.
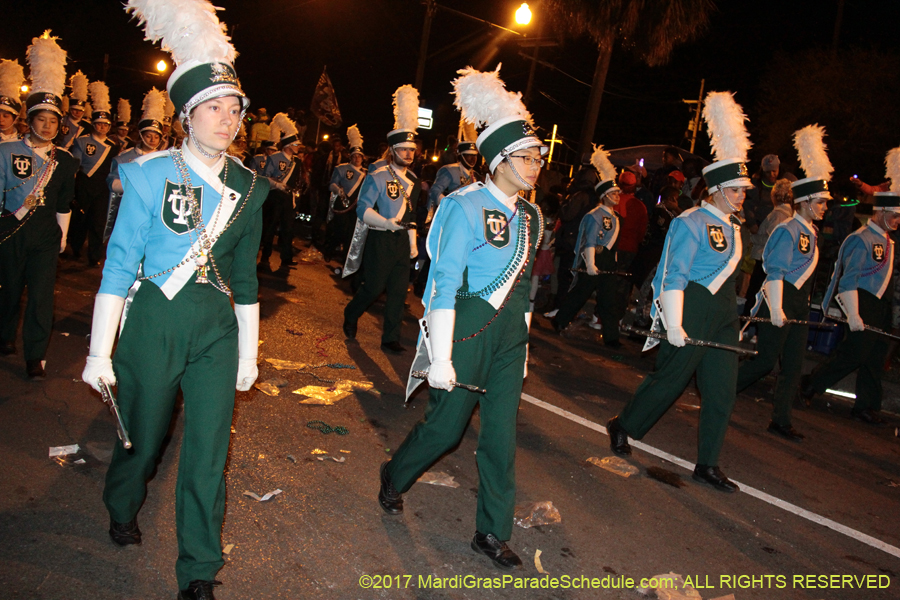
[317,456,345,463]
[255,382,280,396]
[534,549,548,574]
[635,573,701,600]
[513,501,561,529]
[49,444,80,457]
[333,380,374,392]
[587,456,639,478]
[417,471,460,488]
[266,358,307,371]
[293,386,352,405]
[243,489,283,502]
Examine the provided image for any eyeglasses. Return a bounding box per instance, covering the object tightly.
[509,154,545,168]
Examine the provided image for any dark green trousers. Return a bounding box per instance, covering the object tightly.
[619,280,739,466]
[807,290,891,412]
[103,281,238,589]
[555,248,620,343]
[344,229,410,344]
[0,213,61,360]
[388,295,528,541]
[736,281,811,427]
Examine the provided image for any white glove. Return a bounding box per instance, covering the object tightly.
[524,312,532,378]
[362,208,405,232]
[837,290,865,332]
[409,229,418,259]
[235,303,260,391]
[660,289,687,347]
[56,212,71,254]
[426,308,456,391]
[82,293,125,393]
[583,247,599,276]
[764,279,786,327]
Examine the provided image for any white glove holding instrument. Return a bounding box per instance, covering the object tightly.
[363,208,405,232]
[583,247,599,276]
[409,229,418,259]
[837,290,865,332]
[235,303,260,391]
[82,293,125,393]
[660,289,687,347]
[56,212,71,254]
[426,308,456,391]
[765,279,787,327]
[524,312,532,378]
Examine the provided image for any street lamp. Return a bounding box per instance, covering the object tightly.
[156,60,167,73]
[515,3,532,26]
[20,85,29,93]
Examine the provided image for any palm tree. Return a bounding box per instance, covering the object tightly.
[543,0,717,156]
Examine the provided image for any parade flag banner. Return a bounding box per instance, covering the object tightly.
[311,68,342,127]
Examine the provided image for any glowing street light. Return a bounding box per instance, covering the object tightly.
[515,3,532,26]
[20,85,29,93]
[156,60,167,73]
[323,134,330,140]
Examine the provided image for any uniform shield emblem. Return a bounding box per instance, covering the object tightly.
[386,181,400,200]
[873,243,885,262]
[482,208,510,249]
[86,143,97,156]
[798,232,811,254]
[278,160,287,172]
[161,179,204,235]
[61,125,69,136]
[259,158,266,169]
[602,216,613,231]
[707,224,727,252]
[11,154,32,179]
[346,170,354,180]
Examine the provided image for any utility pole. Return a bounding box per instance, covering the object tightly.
[103,53,109,81]
[682,79,705,154]
[415,0,437,92]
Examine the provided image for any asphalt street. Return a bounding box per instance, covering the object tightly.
[1,244,899,600]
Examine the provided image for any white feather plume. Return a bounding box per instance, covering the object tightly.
[347,124,363,149]
[26,32,67,98]
[69,70,88,102]
[452,64,532,129]
[268,119,282,144]
[272,112,298,138]
[117,98,131,123]
[61,96,69,114]
[0,60,25,102]
[702,91,752,163]
[392,85,419,131]
[458,118,478,143]
[590,145,617,183]
[125,0,236,67]
[163,91,174,118]
[141,87,165,122]
[886,148,900,194]
[88,81,111,113]
[84,102,92,116]
[793,124,833,182]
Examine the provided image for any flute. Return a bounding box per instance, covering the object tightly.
[621,324,758,356]
[98,379,133,449]
[740,316,838,328]
[411,370,487,394]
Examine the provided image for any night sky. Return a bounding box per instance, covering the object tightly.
[4,1,899,171]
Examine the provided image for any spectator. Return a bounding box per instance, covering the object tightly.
[648,146,682,196]
[743,179,794,315]
[610,170,648,321]
[744,154,780,231]
[249,108,270,151]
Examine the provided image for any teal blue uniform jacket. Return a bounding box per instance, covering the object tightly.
[572,203,619,269]
[822,221,895,310]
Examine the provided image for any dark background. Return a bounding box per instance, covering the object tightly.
[4,1,900,185]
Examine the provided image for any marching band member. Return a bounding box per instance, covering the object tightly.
[82,1,268,597]
[0,59,25,142]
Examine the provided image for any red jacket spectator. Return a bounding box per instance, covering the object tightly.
[616,171,649,254]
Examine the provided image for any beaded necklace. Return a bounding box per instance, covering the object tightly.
[457,200,528,299]
[0,145,58,245]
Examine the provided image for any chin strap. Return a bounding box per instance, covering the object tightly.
[499,151,534,191]
[185,113,235,159]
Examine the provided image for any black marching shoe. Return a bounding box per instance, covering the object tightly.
[607,416,632,456]
[177,580,221,600]
[342,320,357,340]
[378,461,403,515]
[471,532,522,570]
[798,375,816,407]
[692,465,739,493]
[109,517,142,546]
[26,359,46,381]
[0,340,15,355]
[381,341,406,353]
[851,408,887,426]
[767,421,805,442]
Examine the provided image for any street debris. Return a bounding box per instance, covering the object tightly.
[49,444,80,457]
[243,489,282,502]
[339,450,351,453]
[635,573,701,600]
[60,332,70,337]
[417,471,460,488]
[317,456,346,463]
[311,448,328,454]
[266,358,307,370]
[587,456,639,478]
[254,382,280,396]
[287,455,297,463]
[675,403,701,411]
[306,420,349,435]
[223,544,235,555]
[286,328,304,336]
[534,549,548,574]
[514,501,561,529]
[294,386,352,404]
